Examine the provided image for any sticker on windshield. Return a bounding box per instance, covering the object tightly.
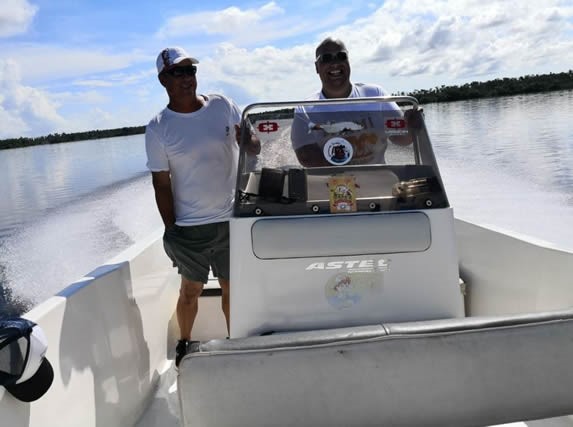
[385,117,408,135]
[257,121,279,133]
[328,175,357,213]
[323,137,353,165]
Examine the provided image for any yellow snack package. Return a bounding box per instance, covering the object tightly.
[328,176,357,213]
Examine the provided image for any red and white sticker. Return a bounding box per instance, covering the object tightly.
[257,121,279,133]
[384,118,408,135]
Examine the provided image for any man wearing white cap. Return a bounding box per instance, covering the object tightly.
[145,47,254,367]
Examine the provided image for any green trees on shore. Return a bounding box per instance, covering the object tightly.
[397,70,573,103]
[1,70,572,150]
[0,125,145,150]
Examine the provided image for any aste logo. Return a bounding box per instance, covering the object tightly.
[305,258,390,272]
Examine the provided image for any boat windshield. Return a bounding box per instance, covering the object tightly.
[235,96,449,217]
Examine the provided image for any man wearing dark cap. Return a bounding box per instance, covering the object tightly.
[291,37,411,166]
[146,47,257,367]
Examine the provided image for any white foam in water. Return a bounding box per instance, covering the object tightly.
[1,176,162,306]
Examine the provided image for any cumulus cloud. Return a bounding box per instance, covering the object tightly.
[0,55,159,138]
[156,2,353,46]
[72,69,155,88]
[157,2,284,38]
[353,0,573,83]
[5,45,151,84]
[53,90,108,105]
[148,0,573,109]
[192,43,317,104]
[0,0,37,37]
[0,59,65,138]
[186,0,573,106]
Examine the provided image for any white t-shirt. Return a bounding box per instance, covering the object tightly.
[145,94,241,226]
[290,83,401,164]
[305,83,396,106]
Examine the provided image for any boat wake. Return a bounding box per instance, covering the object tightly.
[0,174,161,316]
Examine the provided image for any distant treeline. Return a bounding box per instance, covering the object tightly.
[398,70,573,103]
[0,125,145,150]
[249,108,295,121]
[1,70,572,150]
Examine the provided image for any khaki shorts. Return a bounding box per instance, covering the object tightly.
[163,221,230,283]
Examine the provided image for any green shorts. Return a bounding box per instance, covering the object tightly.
[162,221,230,284]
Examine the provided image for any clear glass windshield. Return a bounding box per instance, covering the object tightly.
[235,96,449,217]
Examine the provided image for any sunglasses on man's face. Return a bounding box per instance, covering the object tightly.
[164,65,197,77]
[316,51,348,64]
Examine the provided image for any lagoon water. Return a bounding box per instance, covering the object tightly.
[1,91,572,317]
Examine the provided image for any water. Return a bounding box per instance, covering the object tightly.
[0,135,162,316]
[1,91,572,317]
[425,91,573,247]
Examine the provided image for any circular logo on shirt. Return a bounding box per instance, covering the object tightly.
[323,137,353,166]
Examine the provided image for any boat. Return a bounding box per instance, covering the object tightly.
[1,96,573,427]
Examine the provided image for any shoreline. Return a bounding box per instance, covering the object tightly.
[1,70,572,150]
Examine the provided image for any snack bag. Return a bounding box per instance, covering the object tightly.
[328,176,357,213]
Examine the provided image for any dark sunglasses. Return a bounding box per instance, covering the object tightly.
[316,51,348,64]
[164,65,197,77]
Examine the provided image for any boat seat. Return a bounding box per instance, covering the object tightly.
[178,308,573,427]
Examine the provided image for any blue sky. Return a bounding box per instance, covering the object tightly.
[1,0,572,138]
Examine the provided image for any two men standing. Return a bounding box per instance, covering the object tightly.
[145,38,410,367]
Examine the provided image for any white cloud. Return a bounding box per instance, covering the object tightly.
[157,2,284,38]
[71,79,115,88]
[342,0,573,85]
[185,0,573,104]
[193,43,317,103]
[3,45,151,84]
[0,59,65,138]
[0,104,28,137]
[0,0,37,37]
[71,68,156,88]
[156,2,353,46]
[53,90,109,105]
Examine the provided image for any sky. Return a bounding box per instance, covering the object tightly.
[1,0,572,139]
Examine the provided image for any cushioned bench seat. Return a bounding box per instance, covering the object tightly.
[179,308,573,427]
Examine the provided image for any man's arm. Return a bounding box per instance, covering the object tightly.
[389,108,424,146]
[235,124,261,155]
[291,108,330,167]
[388,134,412,146]
[151,171,176,228]
[295,145,329,167]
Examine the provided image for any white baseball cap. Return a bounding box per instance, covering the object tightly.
[156,47,199,74]
[0,318,54,402]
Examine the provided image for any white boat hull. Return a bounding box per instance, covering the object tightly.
[0,229,180,427]
[2,220,573,426]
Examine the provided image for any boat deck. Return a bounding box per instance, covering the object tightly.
[136,288,573,427]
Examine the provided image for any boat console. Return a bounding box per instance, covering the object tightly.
[229,96,464,337]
